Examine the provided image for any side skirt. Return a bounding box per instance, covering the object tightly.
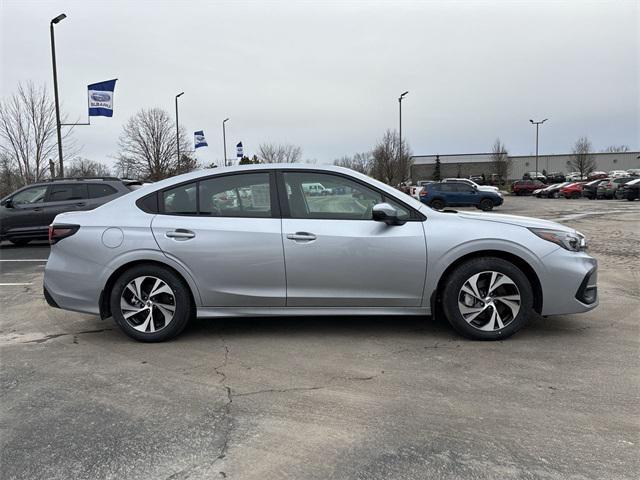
[197,306,431,318]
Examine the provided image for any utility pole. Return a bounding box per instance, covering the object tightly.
[222,118,229,166]
[398,91,409,178]
[175,92,184,172]
[50,13,67,176]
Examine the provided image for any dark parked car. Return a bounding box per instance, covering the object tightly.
[596,177,633,199]
[0,177,139,245]
[621,178,640,201]
[545,172,566,183]
[582,178,609,199]
[512,179,545,195]
[537,182,570,198]
[419,182,503,211]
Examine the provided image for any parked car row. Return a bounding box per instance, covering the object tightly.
[529,176,640,201]
[523,169,639,184]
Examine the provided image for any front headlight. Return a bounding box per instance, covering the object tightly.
[529,228,587,252]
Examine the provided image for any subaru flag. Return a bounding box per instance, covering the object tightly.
[88,79,117,117]
[194,130,208,149]
[236,142,243,159]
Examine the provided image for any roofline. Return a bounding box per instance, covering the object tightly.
[412,151,639,159]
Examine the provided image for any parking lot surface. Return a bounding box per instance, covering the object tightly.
[1,196,638,480]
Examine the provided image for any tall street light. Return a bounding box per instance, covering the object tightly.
[222,118,229,166]
[398,91,409,169]
[175,92,184,171]
[529,118,548,177]
[50,13,67,176]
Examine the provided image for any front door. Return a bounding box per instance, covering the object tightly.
[279,171,427,307]
[151,171,286,307]
[2,185,48,236]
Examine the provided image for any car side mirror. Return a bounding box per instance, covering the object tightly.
[2,198,13,208]
[372,203,405,226]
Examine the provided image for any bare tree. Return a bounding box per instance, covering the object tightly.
[334,151,372,175]
[257,143,303,163]
[570,136,596,179]
[490,138,511,182]
[0,82,77,185]
[65,158,111,177]
[0,153,22,197]
[370,129,412,185]
[602,145,630,153]
[115,108,196,181]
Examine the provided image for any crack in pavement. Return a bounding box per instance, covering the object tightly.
[21,328,113,344]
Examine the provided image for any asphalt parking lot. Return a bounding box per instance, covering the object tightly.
[1,196,638,480]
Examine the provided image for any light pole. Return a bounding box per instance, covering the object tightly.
[222,118,229,166]
[529,118,548,177]
[50,13,66,177]
[175,92,184,171]
[398,91,409,169]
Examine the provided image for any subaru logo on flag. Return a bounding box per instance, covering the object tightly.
[236,142,243,158]
[194,130,208,149]
[88,79,117,118]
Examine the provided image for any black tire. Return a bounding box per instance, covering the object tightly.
[110,264,192,342]
[430,199,445,210]
[441,257,534,340]
[571,192,581,199]
[9,239,31,246]
[479,198,494,211]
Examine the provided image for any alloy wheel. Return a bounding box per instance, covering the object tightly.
[457,271,521,332]
[120,276,176,333]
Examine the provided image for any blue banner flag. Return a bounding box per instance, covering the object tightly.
[236,141,243,159]
[194,131,208,149]
[88,79,117,117]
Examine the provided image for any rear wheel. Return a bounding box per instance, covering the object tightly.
[442,257,534,340]
[430,199,445,210]
[479,198,494,211]
[110,265,191,342]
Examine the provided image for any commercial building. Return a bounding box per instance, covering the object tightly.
[410,151,640,181]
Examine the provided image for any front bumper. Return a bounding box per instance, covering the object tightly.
[540,249,598,315]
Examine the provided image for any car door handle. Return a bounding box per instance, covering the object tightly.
[166,229,196,240]
[75,202,86,207]
[32,207,43,212]
[286,232,317,242]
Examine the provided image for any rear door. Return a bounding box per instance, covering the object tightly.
[279,170,427,307]
[151,171,286,307]
[43,183,89,224]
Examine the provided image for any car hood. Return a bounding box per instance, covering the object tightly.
[453,210,575,232]
[478,185,499,192]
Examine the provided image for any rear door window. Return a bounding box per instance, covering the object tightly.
[47,184,88,202]
[162,182,197,214]
[199,173,272,217]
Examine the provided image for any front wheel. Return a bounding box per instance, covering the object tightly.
[110,265,192,342]
[441,257,534,340]
[478,198,494,211]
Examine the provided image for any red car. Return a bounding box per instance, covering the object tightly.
[560,182,586,199]
[511,179,545,195]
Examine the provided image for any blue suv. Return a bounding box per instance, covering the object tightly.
[419,182,503,211]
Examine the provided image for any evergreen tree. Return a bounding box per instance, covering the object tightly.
[433,155,441,180]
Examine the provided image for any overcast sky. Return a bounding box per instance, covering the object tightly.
[1,0,638,169]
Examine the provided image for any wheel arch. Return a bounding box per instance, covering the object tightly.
[99,259,197,319]
[430,249,543,316]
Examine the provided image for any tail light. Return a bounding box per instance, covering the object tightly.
[419,186,428,197]
[49,224,80,245]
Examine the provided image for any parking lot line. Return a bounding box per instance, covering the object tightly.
[0,282,33,286]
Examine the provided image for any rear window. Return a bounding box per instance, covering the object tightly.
[88,184,118,198]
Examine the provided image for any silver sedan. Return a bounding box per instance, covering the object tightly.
[44,164,598,342]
